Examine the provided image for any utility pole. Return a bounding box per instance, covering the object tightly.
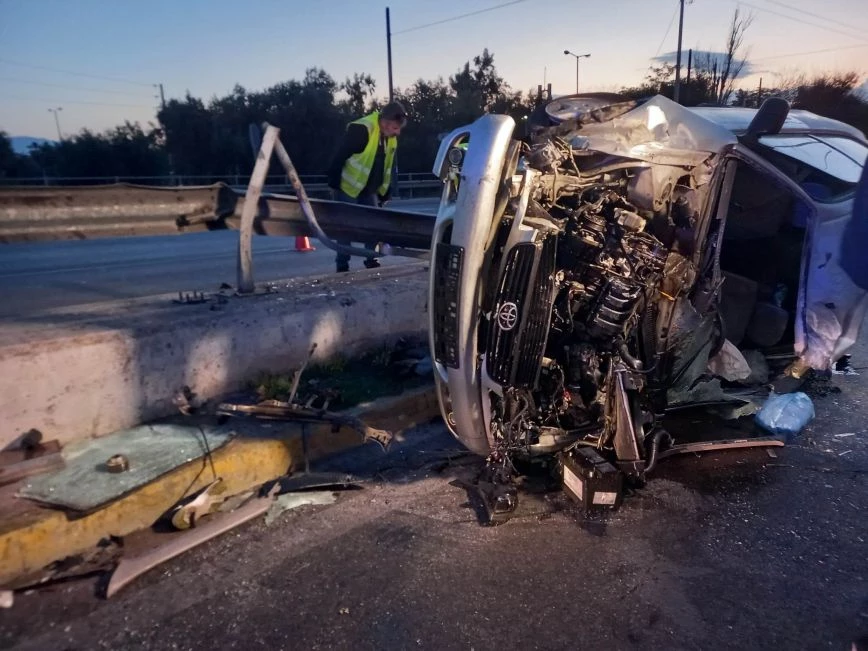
[674,0,685,103]
[48,107,62,141]
[757,77,763,106]
[386,7,394,102]
[158,83,166,109]
[686,48,692,85]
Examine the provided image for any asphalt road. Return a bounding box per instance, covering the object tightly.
[2,342,867,649]
[0,198,439,319]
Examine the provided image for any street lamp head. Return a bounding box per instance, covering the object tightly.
[563,49,570,55]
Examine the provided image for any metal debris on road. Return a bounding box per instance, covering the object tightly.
[106,485,279,599]
[216,400,392,450]
[264,490,337,526]
[169,478,227,530]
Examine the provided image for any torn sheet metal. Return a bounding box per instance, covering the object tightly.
[106,486,277,599]
[17,423,235,512]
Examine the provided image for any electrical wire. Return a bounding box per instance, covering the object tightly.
[753,42,868,62]
[654,1,680,58]
[1,94,157,109]
[0,76,155,98]
[392,0,531,35]
[759,0,868,36]
[0,58,154,87]
[727,0,868,43]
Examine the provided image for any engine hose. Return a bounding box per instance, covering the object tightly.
[644,428,672,474]
[618,340,644,371]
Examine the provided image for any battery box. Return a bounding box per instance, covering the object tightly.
[561,447,623,510]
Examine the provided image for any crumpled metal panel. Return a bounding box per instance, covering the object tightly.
[17,423,235,512]
[578,95,738,167]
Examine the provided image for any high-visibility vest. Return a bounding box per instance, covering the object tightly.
[339,111,397,198]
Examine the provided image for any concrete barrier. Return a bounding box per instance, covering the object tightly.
[0,262,430,449]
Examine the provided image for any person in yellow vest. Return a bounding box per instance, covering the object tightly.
[327,101,407,272]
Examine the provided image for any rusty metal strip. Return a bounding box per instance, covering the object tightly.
[657,436,785,460]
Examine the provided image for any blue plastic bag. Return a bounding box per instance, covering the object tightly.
[755,392,815,439]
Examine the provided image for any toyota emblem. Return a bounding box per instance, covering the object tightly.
[497,301,519,331]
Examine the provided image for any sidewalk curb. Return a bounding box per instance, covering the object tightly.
[0,384,440,589]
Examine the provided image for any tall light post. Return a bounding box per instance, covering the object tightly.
[48,107,63,141]
[563,50,591,94]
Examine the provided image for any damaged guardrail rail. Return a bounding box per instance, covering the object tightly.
[0,182,436,247]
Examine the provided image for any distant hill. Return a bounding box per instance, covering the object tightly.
[10,136,55,155]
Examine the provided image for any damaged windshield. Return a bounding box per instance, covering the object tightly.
[758,134,868,201]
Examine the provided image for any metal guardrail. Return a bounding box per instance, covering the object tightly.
[0,182,437,247]
[0,173,442,198]
[0,143,443,292]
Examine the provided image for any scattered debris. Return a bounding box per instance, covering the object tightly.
[216,400,392,450]
[832,354,859,376]
[835,433,857,438]
[173,385,203,416]
[0,590,12,609]
[106,486,279,599]
[169,478,226,530]
[105,454,130,473]
[172,290,208,305]
[267,472,361,494]
[264,490,337,526]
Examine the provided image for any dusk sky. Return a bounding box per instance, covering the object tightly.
[2,0,867,139]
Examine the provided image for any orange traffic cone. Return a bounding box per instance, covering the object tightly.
[294,236,315,252]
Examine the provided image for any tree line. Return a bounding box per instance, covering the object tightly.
[1,44,866,183]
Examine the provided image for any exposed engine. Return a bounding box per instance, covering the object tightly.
[476,135,696,487]
[429,96,830,523]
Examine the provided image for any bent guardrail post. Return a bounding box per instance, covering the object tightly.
[268,123,380,260]
[237,125,279,294]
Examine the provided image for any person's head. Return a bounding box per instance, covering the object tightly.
[378,101,407,137]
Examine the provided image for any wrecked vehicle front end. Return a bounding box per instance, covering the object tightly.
[427,94,868,516]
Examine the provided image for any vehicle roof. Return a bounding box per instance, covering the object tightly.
[685,106,867,141]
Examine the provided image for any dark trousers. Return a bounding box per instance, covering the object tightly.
[332,188,380,270]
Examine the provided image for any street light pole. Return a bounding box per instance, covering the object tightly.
[48,107,63,141]
[563,50,591,94]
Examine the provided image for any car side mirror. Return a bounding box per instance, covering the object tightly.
[745,97,790,141]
